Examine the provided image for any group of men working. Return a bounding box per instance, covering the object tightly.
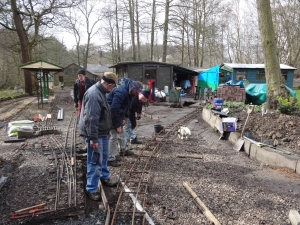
[73,69,150,201]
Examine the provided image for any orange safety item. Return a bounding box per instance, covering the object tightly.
[33,115,39,122]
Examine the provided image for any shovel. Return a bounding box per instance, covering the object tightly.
[233,105,254,151]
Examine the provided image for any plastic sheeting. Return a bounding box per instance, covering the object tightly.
[246,84,296,105]
[7,120,34,137]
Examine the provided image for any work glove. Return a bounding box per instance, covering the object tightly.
[74,103,78,108]
[136,113,141,120]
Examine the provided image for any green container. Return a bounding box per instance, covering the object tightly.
[169,89,180,103]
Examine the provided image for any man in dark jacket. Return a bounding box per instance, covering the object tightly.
[78,72,118,201]
[124,89,151,146]
[107,78,140,167]
[73,69,96,118]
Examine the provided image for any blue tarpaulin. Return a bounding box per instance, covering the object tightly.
[246,84,296,105]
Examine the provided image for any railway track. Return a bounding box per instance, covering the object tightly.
[1,92,300,224]
[110,107,202,225]
[44,96,81,212]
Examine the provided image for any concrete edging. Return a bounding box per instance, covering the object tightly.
[202,108,300,174]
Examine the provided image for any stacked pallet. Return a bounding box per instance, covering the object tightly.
[216,86,245,102]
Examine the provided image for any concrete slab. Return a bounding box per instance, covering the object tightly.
[249,143,258,160]
[255,146,299,171]
[244,139,251,156]
[228,132,240,144]
[202,108,211,122]
[201,104,300,174]
[208,113,217,128]
[296,160,300,174]
[214,116,222,133]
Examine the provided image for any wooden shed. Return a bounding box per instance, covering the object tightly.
[109,61,199,93]
[54,63,112,87]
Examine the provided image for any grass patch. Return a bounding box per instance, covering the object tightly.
[0,88,28,101]
[294,89,300,100]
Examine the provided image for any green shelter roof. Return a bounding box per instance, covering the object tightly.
[20,60,63,71]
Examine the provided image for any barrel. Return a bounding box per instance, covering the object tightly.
[213,98,223,109]
[154,124,164,134]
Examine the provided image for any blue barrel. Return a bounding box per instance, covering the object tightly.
[213,98,223,109]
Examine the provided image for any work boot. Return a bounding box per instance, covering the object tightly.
[120,150,135,156]
[107,160,121,167]
[130,137,142,144]
[101,178,120,187]
[115,155,122,161]
[86,191,101,201]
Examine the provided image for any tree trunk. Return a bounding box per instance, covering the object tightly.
[115,0,121,63]
[135,0,141,61]
[256,0,287,109]
[162,0,170,63]
[10,0,33,95]
[150,0,156,61]
[128,0,136,61]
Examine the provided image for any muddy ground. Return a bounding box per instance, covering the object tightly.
[230,108,300,155]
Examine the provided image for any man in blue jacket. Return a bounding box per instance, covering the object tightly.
[124,89,151,147]
[107,78,140,167]
[78,72,118,201]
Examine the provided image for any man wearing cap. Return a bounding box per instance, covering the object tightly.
[107,78,140,167]
[73,69,96,118]
[78,72,119,201]
[123,89,151,148]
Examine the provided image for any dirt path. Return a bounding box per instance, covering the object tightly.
[0,90,299,225]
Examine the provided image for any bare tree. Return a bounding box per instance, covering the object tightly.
[273,0,300,68]
[0,0,77,95]
[115,0,121,63]
[162,0,171,63]
[60,0,104,69]
[150,0,156,61]
[128,0,136,61]
[59,8,82,66]
[256,0,287,109]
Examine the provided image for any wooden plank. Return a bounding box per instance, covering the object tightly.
[15,203,46,214]
[176,154,203,159]
[182,182,220,225]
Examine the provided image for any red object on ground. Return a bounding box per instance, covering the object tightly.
[33,115,39,122]
[10,209,54,219]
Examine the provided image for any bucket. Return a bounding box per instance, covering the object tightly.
[154,124,164,134]
[213,98,223,109]
[164,86,169,95]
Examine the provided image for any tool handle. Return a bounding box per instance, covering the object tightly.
[240,112,250,137]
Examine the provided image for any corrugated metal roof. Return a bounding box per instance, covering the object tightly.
[188,67,207,73]
[110,61,199,76]
[223,63,296,70]
[87,64,113,72]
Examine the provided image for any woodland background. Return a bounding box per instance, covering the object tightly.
[0,0,299,90]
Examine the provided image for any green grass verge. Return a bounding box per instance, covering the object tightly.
[294,89,300,100]
[0,89,28,101]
